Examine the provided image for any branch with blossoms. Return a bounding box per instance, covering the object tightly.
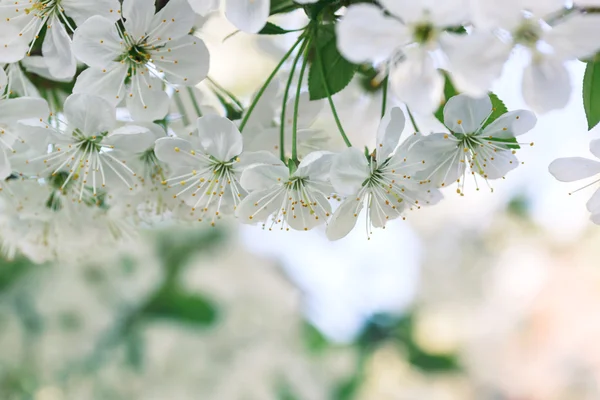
[0,0,598,261]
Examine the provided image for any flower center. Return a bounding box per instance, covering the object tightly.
[126,44,152,65]
[513,20,541,47]
[413,22,436,45]
[26,0,60,17]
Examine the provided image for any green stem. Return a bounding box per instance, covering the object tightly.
[173,90,190,126]
[381,77,388,119]
[279,38,307,162]
[315,30,351,147]
[186,86,203,118]
[239,36,304,132]
[207,76,243,110]
[291,41,310,163]
[406,106,421,133]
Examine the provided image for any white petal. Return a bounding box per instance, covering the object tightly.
[61,0,121,25]
[411,133,464,187]
[6,63,39,97]
[154,137,195,166]
[73,64,129,107]
[152,36,209,85]
[16,119,55,153]
[126,74,170,122]
[236,150,284,171]
[236,188,284,224]
[443,94,492,134]
[326,197,363,241]
[522,57,571,113]
[546,14,600,60]
[336,4,408,64]
[0,97,49,124]
[0,148,11,179]
[196,115,243,161]
[240,164,288,192]
[590,213,600,225]
[0,24,28,63]
[64,94,116,135]
[442,32,512,97]
[42,16,76,80]
[295,151,334,179]
[150,0,196,43]
[390,49,444,115]
[329,147,370,196]
[187,0,219,16]
[105,126,156,152]
[122,0,156,41]
[475,149,518,180]
[225,0,269,33]
[72,15,123,68]
[590,139,600,159]
[482,110,537,139]
[20,55,69,82]
[549,157,600,182]
[586,188,600,214]
[376,107,406,163]
[379,0,468,25]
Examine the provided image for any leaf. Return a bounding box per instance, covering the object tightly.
[584,61,600,130]
[484,92,508,128]
[269,0,300,15]
[258,22,295,35]
[433,71,459,123]
[143,288,218,327]
[308,25,358,101]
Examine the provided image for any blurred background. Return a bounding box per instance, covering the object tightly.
[2,10,600,400]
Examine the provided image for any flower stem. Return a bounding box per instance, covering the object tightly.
[239,36,304,132]
[315,31,351,147]
[207,76,243,110]
[291,40,310,163]
[406,106,421,133]
[280,38,308,162]
[381,77,388,119]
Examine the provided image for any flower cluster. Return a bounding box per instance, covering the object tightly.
[0,0,598,261]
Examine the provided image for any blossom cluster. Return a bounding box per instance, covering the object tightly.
[0,0,597,261]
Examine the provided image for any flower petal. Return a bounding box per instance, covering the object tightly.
[61,0,121,25]
[442,32,511,98]
[236,150,284,172]
[326,197,363,241]
[329,147,370,196]
[475,149,518,180]
[154,137,196,167]
[240,164,288,192]
[295,151,334,180]
[237,188,284,224]
[482,110,537,139]
[42,16,76,80]
[126,74,170,122]
[186,0,220,16]
[0,24,28,63]
[64,94,116,135]
[522,57,571,114]
[549,157,600,182]
[376,107,406,163]
[73,15,123,68]
[586,187,600,214]
[390,49,444,115]
[122,0,156,41]
[546,14,600,60]
[443,94,492,134]
[225,0,270,33]
[196,115,243,161]
[73,63,129,107]
[150,0,196,43]
[105,125,156,153]
[152,36,210,86]
[336,4,408,64]
[0,97,50,124]
[589,139,600,159]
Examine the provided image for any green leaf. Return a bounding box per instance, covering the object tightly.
[258,22,295,35]
[269,0,301,15]
[143,288,218,327]
[303,322,330,353]
[484,92,508,128]
[308,24,358,101]
[584,61,600,130]
[433,72,459,123]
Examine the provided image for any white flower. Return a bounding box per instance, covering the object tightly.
[186,0,271,33]
[0,0,120,79]
[18,94,155,199]
[452,3,600,112]
[154,114,279,225]
[336,0,469,114]
[549,139,600,224]
[0,96,50,179]
[72,0,209,121]
[326,107,440,241]
[237,151,333,231]
[412,94,536,194]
